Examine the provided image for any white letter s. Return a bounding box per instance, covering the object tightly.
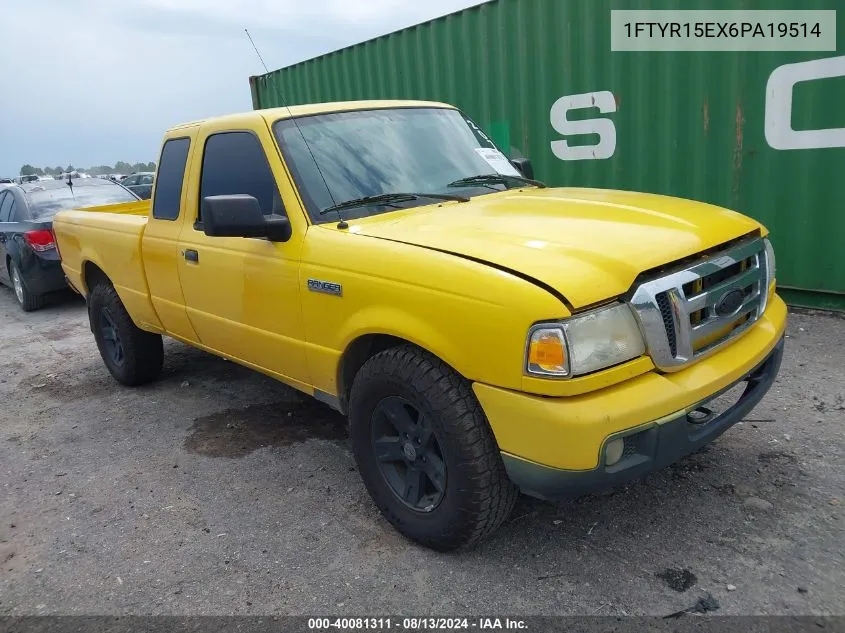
[550,91,617,161]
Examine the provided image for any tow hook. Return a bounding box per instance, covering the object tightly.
[687,405,716,425]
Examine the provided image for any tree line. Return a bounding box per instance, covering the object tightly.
[19,161,156,177]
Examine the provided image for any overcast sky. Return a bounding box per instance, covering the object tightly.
[0,0,484,177]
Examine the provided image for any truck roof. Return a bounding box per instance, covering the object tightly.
[166,100,454,132]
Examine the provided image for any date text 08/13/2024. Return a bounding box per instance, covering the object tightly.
[307,618,527,630]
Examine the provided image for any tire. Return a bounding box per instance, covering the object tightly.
[9,260,44,312]
[349,345,518,551]
[88,282,163,386]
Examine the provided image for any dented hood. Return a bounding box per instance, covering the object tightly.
[350,188,762,308]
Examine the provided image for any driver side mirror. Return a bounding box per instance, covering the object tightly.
[201,194,292,243]
[510,157,534,180]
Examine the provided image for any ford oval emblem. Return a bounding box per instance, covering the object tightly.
[715,289,745,317]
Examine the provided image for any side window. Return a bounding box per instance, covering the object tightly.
[0,192,12,222]
[8,199,20,221]
[140,175,154,185]
[199,131,284,220]
[123,176,137,187]
[152,138,190,221]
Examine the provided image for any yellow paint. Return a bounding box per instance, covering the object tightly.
[52,101,789,473]
[67,199,151,216]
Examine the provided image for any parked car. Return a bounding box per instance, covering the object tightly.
[17,174,41,184]
[121,172,154,199]
[53,101,785,550]
[0,178,139,310]
[0,178,15,185]
[57,171,86,180]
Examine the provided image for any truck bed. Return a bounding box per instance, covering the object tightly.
[53,200,161,331]
[86,199,151,216]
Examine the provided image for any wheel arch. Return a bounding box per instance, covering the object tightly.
[81,260,112,295]
[336,333,463,415]
[6,244,24,277]
[81,261,114,331]
[6,253,17,287]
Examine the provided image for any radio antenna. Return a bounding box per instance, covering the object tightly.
[244,28,269,74]
[243,28,344,228]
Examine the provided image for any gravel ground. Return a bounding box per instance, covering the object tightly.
[0,287,842,616]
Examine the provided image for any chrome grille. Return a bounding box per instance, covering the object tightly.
[630,238,772,371]
[655,293,677,357]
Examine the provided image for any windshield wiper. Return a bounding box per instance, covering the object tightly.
[319,192,469,216]
[448,173,546,189]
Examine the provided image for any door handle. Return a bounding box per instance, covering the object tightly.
[183,249,199,263]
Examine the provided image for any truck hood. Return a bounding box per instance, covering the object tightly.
[351,188,762,308]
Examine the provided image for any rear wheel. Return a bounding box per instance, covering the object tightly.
[9,261,43,312]
[88,282,163,386]
[349,345,517,551]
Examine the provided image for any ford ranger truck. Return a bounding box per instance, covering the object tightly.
[52,101,786,551]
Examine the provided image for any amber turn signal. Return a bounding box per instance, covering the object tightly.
[526,327,569,376]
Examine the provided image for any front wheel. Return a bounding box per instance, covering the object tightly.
[349,345,517,551]
[88,283,163,386]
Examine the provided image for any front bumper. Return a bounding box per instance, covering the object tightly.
[500,337,783,500]
[473,293,787,499]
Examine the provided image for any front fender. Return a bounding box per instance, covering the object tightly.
[304,304,474,399]
[342,306,461,369]
[300,227,570,398]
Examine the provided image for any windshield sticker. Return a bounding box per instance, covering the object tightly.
[474,148,522,177]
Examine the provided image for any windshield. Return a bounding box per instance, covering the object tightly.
[25,181,138,220]
[273,107,525,223]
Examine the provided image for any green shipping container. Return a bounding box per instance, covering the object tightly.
[250,0,845,310]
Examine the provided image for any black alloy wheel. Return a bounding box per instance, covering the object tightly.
[371,395,446,511]
[99,306,125,367]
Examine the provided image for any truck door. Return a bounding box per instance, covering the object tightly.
[141,133,200,343]
[175,121,310,389]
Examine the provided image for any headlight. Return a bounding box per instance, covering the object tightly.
[764,238,776,287]
[526,303,646,378]
[761,238,776,313]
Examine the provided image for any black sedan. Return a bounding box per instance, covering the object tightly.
[0,178,138,311]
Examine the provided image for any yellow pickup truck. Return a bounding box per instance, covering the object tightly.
[53,100,786,550]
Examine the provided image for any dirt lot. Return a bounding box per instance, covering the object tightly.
[0,287,842,616]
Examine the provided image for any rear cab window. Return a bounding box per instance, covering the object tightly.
[152,138,191,221]
[197,131,285,223]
